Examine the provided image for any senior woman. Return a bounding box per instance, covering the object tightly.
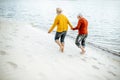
[48,8,73,53]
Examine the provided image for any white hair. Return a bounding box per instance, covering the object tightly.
[77,13,83,17]
[56,8,62,14]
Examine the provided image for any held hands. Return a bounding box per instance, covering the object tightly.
[48,27,74,33]
[71,27,74,30]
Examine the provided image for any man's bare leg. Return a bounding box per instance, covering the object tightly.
[80,46,86,54]
[55,40,63,52]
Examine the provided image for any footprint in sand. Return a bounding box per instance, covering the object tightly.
[4,37,13,41]
[0,50,7,55]
[13,31,17,33]
[13,29,18,33]
[109,64,117,70]
[7,62,18,69]
[92,57,97,60]
[12,33,17,37]
[24,36,29,39]
[107,71,117,77]
[68,55,73,57]
[81,58,87,62]
[0,41,2,43]
[103,76,111,80]
[38,73,47,80]
[5,45,12,48]
[92,65,100,70]
[98,62,105,66]
[84,56,89,59]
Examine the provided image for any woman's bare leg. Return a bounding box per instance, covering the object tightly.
[55,40,63,53]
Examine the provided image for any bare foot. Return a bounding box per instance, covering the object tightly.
[80,46,86,54]
[60,46,64,53]
[80,50,86,54]
[61,46,64,53]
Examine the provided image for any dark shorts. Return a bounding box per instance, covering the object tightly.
[75,34,88,48]
[55,31,67,43]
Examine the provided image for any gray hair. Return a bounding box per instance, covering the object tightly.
[77,13,83,17]
[56,8,62,14]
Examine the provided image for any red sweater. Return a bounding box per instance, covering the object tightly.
[73,17,88,34]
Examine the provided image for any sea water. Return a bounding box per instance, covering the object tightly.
[0,0,120,54]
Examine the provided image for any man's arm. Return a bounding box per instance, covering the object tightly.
[73,20,81,30]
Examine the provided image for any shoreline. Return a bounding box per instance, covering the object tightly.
[67,35,120,57]
[87,42,120,57]
[1,17,120,56]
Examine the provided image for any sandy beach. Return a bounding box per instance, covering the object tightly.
[0,18,120,80]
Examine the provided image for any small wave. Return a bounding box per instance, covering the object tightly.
[87,42,120,57]
[67,35,120,57]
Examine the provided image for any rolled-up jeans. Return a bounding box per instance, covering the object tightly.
[75,34,88,48]
[55,31,67,43]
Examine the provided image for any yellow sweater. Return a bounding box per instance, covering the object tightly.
[49,14,73,32]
